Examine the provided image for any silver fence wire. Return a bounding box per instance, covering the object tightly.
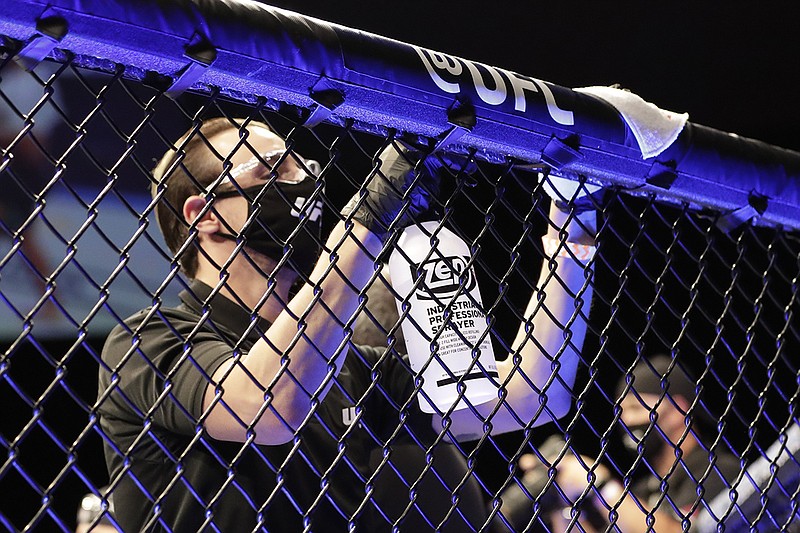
[1,30,799,533]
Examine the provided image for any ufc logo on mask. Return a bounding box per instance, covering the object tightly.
[291,197,323,222]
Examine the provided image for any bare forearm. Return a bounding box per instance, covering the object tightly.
[206,222,381,442]
[443,207,595,439]
[272,222,382,372]
[503,226,593,424]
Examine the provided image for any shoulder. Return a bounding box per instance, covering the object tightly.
[712,448,743,478]
[684,446,740,495]
[349,343,384,363]
[686,445,740,472]
[101,304,206,364]
[110,303,199,333]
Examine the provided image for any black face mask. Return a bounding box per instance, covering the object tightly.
[214,176,323,275]
[622,421,668,467]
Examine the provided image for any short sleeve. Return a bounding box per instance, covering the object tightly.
[100,310,236,436]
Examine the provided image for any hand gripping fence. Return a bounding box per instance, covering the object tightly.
[1,1,800,531]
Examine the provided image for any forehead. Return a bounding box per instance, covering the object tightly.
[210,125,285,160]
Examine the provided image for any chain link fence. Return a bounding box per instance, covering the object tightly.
[2,2,800,532]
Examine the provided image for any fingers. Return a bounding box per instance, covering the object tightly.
[342,144,446,242]
[540,172,607,215]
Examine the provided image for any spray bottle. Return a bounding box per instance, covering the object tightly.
[388,221,498,413]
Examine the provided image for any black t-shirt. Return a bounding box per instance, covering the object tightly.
[98,280,434,532]
[633,444,741,529]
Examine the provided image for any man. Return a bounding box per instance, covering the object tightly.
[498,355,739,532]
[97,116,597,531]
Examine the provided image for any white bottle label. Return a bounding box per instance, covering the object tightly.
[388,222,498,413]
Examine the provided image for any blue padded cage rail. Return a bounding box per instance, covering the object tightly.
[2,0,799,231]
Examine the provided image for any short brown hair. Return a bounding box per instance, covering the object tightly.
[151,117,257,277]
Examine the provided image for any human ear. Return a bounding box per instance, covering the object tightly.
[183,195,220,234]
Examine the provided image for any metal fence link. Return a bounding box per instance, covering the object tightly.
[1,19,799,533]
